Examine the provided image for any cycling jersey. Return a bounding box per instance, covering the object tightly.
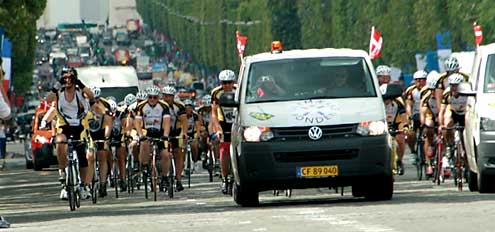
[111,106,128,144]
[441,87,467,115]
[421,90,439,122]
[186,111,200,136]
[197,105,211,131]
[211,85,237,124]
[126,101,139,119]
[168,101,186,133]
[135,100,171,132]
[55,88,91,128]
[385,97,408,130]
[404,84,422,115]
[435,72,469,91]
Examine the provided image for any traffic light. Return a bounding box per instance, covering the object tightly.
[96,48,102,54]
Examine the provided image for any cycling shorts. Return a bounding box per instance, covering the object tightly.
[56,125,88,168]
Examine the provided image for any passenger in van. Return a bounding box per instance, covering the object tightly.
[315,68,360,96]
[255,75,286,98]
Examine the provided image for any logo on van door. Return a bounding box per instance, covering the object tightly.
[308,126,323,140]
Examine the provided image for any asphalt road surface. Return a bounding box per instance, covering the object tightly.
[1,142,495,232]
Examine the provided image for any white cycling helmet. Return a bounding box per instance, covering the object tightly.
[448,73,465,85]
[91,86,101,98]
[146,86,161,96]
[413,70,428,80]
[202,95,212,106]
[136,91,148,101]
[426,71,440,89]
[183,98,194,106]
[444,57,460,72]
[162,85,176,95]
[106,96,116,103]
[124,93,137,106]
[219,69,236,81]
[107,99,117,113]
[376,65,391,76]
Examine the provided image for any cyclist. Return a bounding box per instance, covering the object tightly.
[88,86,113,198]
[41,67,95,200]
[183,98,202,171]
[161,85,188,192]
[420,71,441,176]
[376,65,392,85]
[125,91,146,171]
[210,69,237,194]
[108,98,129,192]
[197,95,218,169]
[439,74,467,161]
[434,57,469,113]
[135,86,172,192]
[380,84,409,175]
[404,70,428,153]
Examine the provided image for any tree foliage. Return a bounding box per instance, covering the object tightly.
[0,0,47,95]
[137,0,494,72]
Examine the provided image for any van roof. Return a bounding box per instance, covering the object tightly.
[77,66,139,88]
[478,43,495,54]
[245,48,369,64]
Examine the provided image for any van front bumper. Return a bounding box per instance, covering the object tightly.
[235,135,390,191]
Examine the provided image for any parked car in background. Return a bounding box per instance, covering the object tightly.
[27,100,57,170]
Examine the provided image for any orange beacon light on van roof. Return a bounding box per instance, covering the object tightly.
[271,41,283,54]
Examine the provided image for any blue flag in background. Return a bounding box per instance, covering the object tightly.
[436,31,452,50]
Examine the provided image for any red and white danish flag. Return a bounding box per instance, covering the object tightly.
[369,26,383,60]
[473,22,483,46]
[236,31,248,57]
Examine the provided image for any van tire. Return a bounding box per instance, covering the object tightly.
[352,184,365,197]
[467,169,478,192]
[478,171,495,193]
[233,183,259,207]
[364,175,393,201]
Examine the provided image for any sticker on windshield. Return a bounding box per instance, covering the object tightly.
[290,100,338,125]
[249,112,274,121]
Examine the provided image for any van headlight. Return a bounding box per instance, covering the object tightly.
[243,126,274,142]
[481,117,495,131]
[356,120,387,136]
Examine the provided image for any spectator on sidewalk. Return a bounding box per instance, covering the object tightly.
[0,120,6,169]
[0,58,12,121]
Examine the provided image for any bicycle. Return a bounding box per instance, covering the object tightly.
[433,129,446,185]
[388,128,399,175]
[125,136,139,194]
[184,138,195,188]
[414,126,426,181]
[110,139,121,198]
[140,136,168,201]
[55,136,85,211]
[448,125,465,191]
[204,138,217,183]
[90,143,100,204]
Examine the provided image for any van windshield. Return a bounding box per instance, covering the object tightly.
[245,57,376,103]
[484,54,495,93]
[100,87,139,103]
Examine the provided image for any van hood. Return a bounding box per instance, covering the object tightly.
[239,98,385,127]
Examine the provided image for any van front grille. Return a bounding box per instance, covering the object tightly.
[274,149,358,163]
[271,124,356,141]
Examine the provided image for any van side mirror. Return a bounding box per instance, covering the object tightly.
[381,84,403,99]
[219,92,239,108]
[458,82,476,97]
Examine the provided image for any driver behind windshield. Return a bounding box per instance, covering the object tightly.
[254,75,286,98]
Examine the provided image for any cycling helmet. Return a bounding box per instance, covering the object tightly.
[107,96,116,103]
[91,86,101,98]
[146,86,161,96]
[124,93,137,106]
[107,99,117,113]
[448,73,465,85]
[426,71,440,89]
[136,91,148,101]
[218,69,236,81]
[444,57,460,72]
[183,98,194,106]
[162,85,176,95]
[202,95,212,106]
[413,70,428,79]
[376,65,391,76]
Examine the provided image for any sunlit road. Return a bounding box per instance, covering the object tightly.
[1,142,494,232]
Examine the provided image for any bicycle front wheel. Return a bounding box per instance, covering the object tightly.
[415,139,424,181]
[152,154,158,201]
[67,163,76,211]
[113,161,119,199]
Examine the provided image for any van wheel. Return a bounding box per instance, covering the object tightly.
[352,184,365,197]
[233,183,259,207]
[467,169,478,192]
[478,171,495,193]
[33,149,45,171]
[364,175,393,201]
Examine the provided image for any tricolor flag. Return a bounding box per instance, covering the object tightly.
[236,31,248,58]
[369,26,383,60]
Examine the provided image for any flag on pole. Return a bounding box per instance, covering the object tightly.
[369,26,383,59]
[236,31,248,58]
[473,22,483,46]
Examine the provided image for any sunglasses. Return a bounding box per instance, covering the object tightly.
[148,96,159,99]
[221,81,234,84]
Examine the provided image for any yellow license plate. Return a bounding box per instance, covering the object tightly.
[297,165,339,177]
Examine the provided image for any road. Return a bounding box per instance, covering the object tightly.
[1,142,495,232]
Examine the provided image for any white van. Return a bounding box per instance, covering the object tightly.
[220,45,398,206]
[459,43,495,193]
[77,66,139,102]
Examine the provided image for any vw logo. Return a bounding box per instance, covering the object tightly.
[308,126,323,140]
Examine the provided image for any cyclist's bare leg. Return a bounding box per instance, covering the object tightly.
[139,140,150,166]
[220,142,231,178]
[117,146,126,180]
[97,149,110,184]
[395,133,406,162]
[55,134,68,171]
[84,150,95,185]
[423,120,435,168]
[443,116,455,146]
[159,149,170,178]
[174,148,185,181]
[192,140,199,162]
[407,129,416,152]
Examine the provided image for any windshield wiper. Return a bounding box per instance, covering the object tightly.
[248,99,282,103]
